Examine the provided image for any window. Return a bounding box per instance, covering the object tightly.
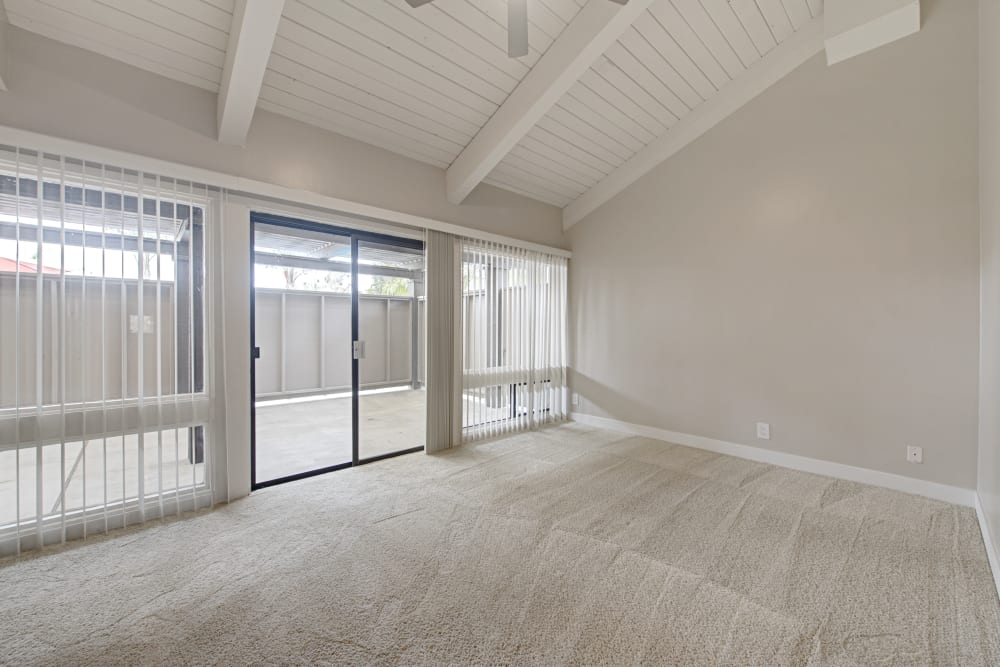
[460,239,568,438]
[0,148,213,554]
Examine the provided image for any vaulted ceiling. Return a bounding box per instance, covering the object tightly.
[262,0,587,169]
[8,0,912,229]
[4,0,237,91]
[487,0,822,207]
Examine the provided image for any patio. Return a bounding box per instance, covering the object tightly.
[254,387,426,482]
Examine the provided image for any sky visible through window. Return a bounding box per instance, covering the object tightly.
[0,239,177,280]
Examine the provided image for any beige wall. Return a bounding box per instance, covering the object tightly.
[569,0,980,489]
[0,27,567,250]
[980,0,1000,557]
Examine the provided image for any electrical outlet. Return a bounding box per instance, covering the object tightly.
[906,446,923,464]
[756,422,770,440]
[571,392,579,407]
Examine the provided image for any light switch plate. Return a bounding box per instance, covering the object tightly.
[756,422,770,440]
[128,314,154,334]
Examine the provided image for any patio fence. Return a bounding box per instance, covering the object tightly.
[253,287,426,398]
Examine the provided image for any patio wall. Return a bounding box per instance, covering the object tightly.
[0,274,430,411]
[253,288,426,397]
[0,272,179,409]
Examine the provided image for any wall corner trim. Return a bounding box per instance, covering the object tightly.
[571,412,976,507]
[976,494,1000,603]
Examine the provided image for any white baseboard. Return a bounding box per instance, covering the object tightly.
[975,494,1000,602]
[571,412,976,507]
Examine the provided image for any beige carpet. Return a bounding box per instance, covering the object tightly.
[2,423,999,665]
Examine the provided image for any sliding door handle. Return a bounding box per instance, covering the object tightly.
[353,340,366,360]
[253,346,261,359]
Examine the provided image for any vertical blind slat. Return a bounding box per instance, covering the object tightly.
[119,167,128,529]
[34,150,44,547]
[100,163,110,537]
[58,155,67,544]
[136,168,146,524]
[13,148,22,554]
[172,177,182,515]
[80,158,88,541]
[155,174,164,521]
[188,181,197,500]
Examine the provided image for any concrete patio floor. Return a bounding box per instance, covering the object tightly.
[0,430,205,527]
[254,388,426,482]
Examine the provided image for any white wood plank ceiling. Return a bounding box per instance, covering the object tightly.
[260,0,586,169]
[485,0,825,206]
[4,0,825,212]
[4,0,235,92]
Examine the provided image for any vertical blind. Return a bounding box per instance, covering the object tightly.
[0,140,572,554]
[0,146,215,556]
[424,230,461,453]
[460,237,568,441]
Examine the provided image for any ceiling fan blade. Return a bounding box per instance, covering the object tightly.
[508,0,529,58]
[404,0,435,7]
[607,0,629,4]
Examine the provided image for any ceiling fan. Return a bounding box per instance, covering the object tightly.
[404,0,629,58]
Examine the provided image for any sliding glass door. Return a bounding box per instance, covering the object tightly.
[356,239,425,461]
[250,214,425,488]
[251,222,354,485]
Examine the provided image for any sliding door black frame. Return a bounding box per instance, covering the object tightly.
[250,212,424,491]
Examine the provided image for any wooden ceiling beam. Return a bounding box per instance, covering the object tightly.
[217,0,285,145]
[445,0,655,205]
[564,1,922,228]
[825,0,920,66]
